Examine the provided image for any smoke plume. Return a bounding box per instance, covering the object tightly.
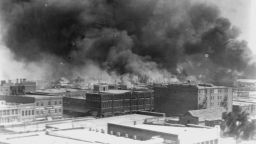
[0,0,255,84]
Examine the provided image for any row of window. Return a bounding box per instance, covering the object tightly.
[193,139,218,144]
[199,89,229,94]
[0,117,18,124]
[35,108,62,115]
[36,100,62,106]
[22,110,34,116]
[0,109,18,116]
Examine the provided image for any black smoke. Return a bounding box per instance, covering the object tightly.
[0,0,255,84]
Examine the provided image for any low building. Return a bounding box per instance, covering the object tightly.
[233,100,256,116]
[108,123,220,144]
[179,107,225,127]
[154,83,233,116]
[86,89,154,117]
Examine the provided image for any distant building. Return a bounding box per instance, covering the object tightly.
[179,107,225,127]
[234,79,256,91]
[0,82,13,96]
[154,83,233,116]
[233,100,256,116]
[108,123,220,144]
[86,89,154,117]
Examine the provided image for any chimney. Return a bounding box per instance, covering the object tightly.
[23,78,26,83]
[20,78,23,83]
[16,79,19,84]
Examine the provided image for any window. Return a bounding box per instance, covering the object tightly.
[36,102,39,106]
[32,110,34,115]
[48,101,51,105]
[41,102,44,106]
[55,109,57,113]
[25,110,28,116]
[59,101,62,104]
[59,109,62,113]
[55,101,57,105]
[22,111,24,116]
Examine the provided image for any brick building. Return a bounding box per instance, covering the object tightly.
[86,89,154,117]
[154,83,233,116]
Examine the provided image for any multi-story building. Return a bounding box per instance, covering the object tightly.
[0,100,19,126]
[0,81,13,96]
[1,94,63,121]
[86,89,154,117]
[0,79,36,96]
[29,95,63,121]
[18,103,35,122]
[154,83,233,116]
[11,79,36,95]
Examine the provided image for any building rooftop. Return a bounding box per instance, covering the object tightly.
[102,89,131,94]
[47,114,156,131]
[109,123,220,143]
[187,107,225,121]
[0,130,163,144]
[154,83,230,89]
[24,94,62,99]
[233,101,254,106]
[236,79,256,83]
[36,88,86,94]
[233,97,256,103]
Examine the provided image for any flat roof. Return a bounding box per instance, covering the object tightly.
[36,88,86,94]
[102,89,131,94]
[47,114,156,131]
[24,94,62,99]
[233,100,256,106]
[0,132,87,144]
[51,129,159,144]
[233,98,256,103]
[0,130,162,144]
[236,79,256,83]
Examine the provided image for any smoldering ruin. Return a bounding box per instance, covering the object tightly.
[0,0,255,85]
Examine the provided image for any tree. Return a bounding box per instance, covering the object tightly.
[222,108,256,140]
